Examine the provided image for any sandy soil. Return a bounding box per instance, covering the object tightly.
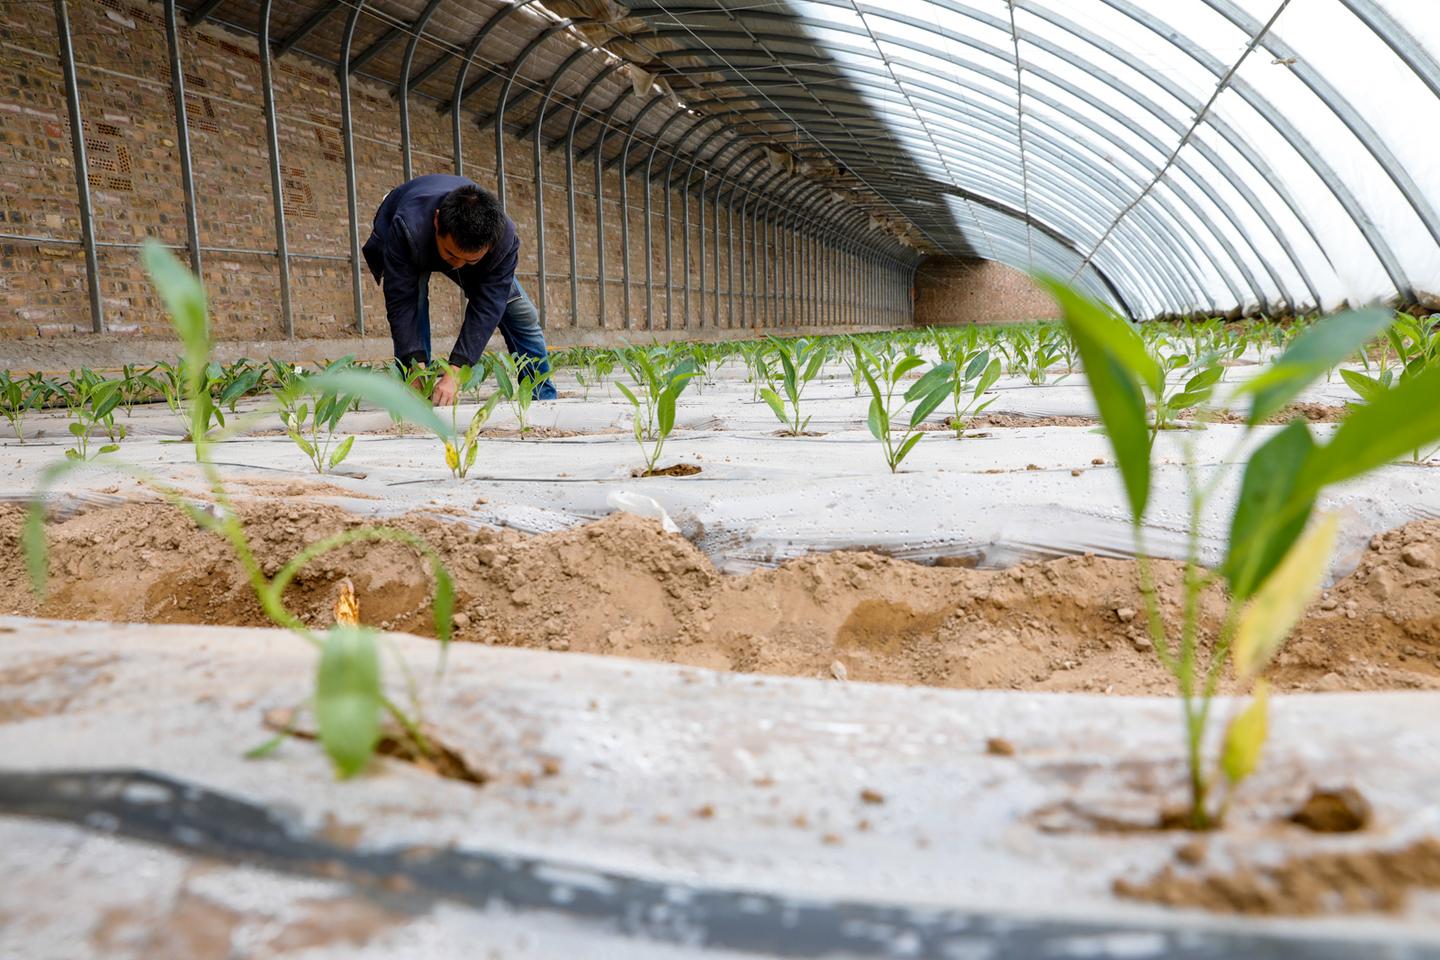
[3,499,1437,696]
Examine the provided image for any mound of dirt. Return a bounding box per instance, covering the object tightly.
[2,502,1438,695]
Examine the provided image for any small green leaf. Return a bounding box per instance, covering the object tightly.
[615,382,639,408]
[1225,421,1317,601]
[904,362,954,403]
[315,626,382,778]
[431,561,455,647]
[910,381,951,427]
[328,435,355,469]
[1039,277,1151,522]
[893,354,925,382]
[866,395,886,440]
[759,387,787,424]
[1233,514,1338,680]
[657,386,677,437]
[893,430,923,468]
[1220,680,1269,785]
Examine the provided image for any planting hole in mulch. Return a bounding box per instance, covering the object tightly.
[262,707,487,785]
[636,463,702,477]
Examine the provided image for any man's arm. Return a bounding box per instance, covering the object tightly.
[379,221,428,365]
[448,236,519,367]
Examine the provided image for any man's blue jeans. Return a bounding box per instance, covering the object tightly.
[500,281,557,400]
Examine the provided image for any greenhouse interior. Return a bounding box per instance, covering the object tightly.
[2,0,1440,955]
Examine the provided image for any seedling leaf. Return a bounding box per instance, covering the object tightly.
[309,368,451,441]
[1220,680,1269,784]
[315,626,382,778]
[1233,513,1338,680]
[1225,421,1316,600]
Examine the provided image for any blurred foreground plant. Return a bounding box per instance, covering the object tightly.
[1043,277,1440,828]
[25,241,459,779]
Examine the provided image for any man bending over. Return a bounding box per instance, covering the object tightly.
[363,174,556,407]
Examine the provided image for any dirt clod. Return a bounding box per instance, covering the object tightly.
[1289,787,1372,833]
[986,737,1016,757]
[860,788,885,805]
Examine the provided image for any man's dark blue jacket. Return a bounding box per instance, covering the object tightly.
[362,174,519,367]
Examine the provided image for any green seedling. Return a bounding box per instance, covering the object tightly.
[616,345,697,458]
[442,363,502,479]
[0,370,49,443]
[617,358,694,474]
[273,357,360,474]
[1043,277,1440,829]
[491,353,552,433]
[62,372,126,461]
[25,241,462,780]
[759,337,828,435]
[859,346,950,473]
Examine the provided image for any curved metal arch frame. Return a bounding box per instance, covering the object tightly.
[682,91,1221,311]
[635,33,1272,311]
[623,0,1429,310]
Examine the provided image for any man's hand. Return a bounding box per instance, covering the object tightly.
[431,369,458,407]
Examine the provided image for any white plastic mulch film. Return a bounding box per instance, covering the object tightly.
[640,0,1440,318]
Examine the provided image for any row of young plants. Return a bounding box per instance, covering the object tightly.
[20,245,1440,828]
[5,310,1437,476]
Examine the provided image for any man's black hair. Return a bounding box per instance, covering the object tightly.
[435,184,504,253]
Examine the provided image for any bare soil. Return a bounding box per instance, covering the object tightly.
[638,463,702,477]
[3,501,1438,695]
[1182,402,1349,425]
[1116,836,1440,915]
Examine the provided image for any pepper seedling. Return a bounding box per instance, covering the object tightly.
[859,345,951,473]
[442,362,502,479]
[759,337,828,435]
[1043,277,1440,829]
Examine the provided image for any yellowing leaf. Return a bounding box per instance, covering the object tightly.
[1221,681,1269,784]
[333,578,359,627]
[1233,513,1339,680]
[444,442,459,472]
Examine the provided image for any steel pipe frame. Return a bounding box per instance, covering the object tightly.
[396,0,446,180]
[662,116,722,330]
[494,23,571,215]
[614,95,670,329]
[1089,0,1416,301]
[678,125,736,328]
[637,111,707,330]
[257,0,294,336]
[446,0,544,177]
[642,44,1238,312]
[636,0,1421,311]
[635,109,694,329]
[53,0,102,333]
[563,64,625,328]
[636,34,1244,308]
[590,90,634,328]
[648,70,1147,313]
[164,0,203,277]
[338,0,366,334]
[684,90,1231,309]
[740,168,785,329]
[275,0,341,58]
[519,45,591,329]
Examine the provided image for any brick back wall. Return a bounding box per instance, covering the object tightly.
[0,0,909,351]
[913,257,1060,326]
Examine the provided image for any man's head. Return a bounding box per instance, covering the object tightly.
[433,184,504,269]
